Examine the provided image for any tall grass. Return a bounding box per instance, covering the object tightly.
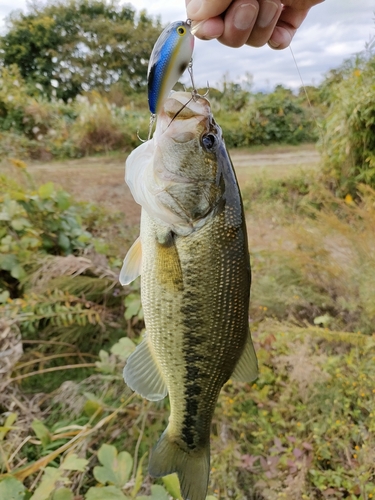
[244,177,375,335]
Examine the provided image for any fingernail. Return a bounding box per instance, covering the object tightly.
[190,20,205,35]
[268,39,280,48]
[234,3,258,31]
[186,0,201,18]
[258,0,279,28]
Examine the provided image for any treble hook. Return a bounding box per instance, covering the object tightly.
[201,81,210,97]
[187,58,198,98]
[137,129,146,143]
[188,59,210,101]
[147,113,156,141]
[137,113,156,143]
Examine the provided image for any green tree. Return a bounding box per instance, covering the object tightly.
[0,0,162,100]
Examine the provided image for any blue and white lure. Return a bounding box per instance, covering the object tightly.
[147,20,195,136]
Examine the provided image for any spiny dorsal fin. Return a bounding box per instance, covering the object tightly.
[123,334,167,401]
[231,331,258,382]
[119,236,142,286]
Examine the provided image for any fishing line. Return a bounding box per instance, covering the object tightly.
[289,44,312,108]
[289,44,324,144]
[166,85,211,130]
[166,95,194,128]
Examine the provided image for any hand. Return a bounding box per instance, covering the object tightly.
[186,0,324,49]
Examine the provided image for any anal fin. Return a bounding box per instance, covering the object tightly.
[119,236,142,285]
[231,331,258,382]
[123,334,168,401]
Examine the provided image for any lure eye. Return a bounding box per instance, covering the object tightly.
[177,26,186,36]
[202,133,217,151]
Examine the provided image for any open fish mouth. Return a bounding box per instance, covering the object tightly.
[155,92,214,144]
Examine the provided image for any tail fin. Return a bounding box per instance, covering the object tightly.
[148,428,210,500]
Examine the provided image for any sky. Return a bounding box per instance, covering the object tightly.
[1,0,374,91]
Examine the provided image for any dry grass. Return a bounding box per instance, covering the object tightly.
[244,174,375,334]
[0,320,23,384]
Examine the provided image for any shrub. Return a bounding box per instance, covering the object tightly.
[71,92,137,155]
[246,86,318,145]
[0,173,96,299]
[320,53,375,195]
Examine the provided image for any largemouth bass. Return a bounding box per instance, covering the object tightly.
[120,91,258,500]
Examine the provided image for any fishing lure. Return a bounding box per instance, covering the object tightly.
[147,20,195,116]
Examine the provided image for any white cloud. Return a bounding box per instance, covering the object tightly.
[0,0,374,90]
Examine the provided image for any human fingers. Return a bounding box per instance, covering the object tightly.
[190,17,225,41]
[244,0,283,48]
[268,0,324,49]
[217,0,260,48]
[186,0,233,21]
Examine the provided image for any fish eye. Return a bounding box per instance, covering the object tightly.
[201,133,217,151]
[177,26,186,36]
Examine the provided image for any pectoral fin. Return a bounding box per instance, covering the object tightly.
[119,237,142,285]
[155,232,183,292]
[123,334,168,401]
[231,332,258,382]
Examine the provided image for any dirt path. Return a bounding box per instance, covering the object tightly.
[2,144,320,228]
[230,144,319,185]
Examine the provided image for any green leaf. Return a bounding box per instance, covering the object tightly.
[52,488,74,500]
[148,485,169,500]
[206,497,218,500]
[0,290,10,303]
[85,486,128,500]
[30,468,68,500]
[60,453,88,472]
[0,477,26,500]
[0,412,17,441]
[111,337,136,360]
[83,399,103,418]
[94,444,132,488]
[31,419,51,448]
[161,474,182,499]
[55,191,71,211]
[124,293,142,320]
[0,254,17,271]
[58,233,71,251]
[38,183,55,199]
[10,264,26,281]
[10,217,30,231]
[95,350,115,374]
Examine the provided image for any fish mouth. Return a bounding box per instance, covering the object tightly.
[157,91,213,145]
